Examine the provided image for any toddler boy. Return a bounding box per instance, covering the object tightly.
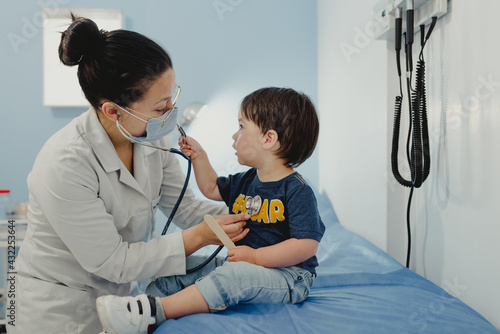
[97,87,325,334]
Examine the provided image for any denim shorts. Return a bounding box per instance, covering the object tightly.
[146,255,314,312]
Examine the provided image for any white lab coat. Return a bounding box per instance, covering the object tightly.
[7,108,226,334]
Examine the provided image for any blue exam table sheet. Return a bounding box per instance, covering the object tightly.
[155,190,499,333]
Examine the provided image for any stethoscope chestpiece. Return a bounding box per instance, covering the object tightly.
[245,195,262,217]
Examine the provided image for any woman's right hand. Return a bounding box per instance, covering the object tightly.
[201,213,250,246]
[182,213,250,257]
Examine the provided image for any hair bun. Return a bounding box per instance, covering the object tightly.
[58,13,106,66]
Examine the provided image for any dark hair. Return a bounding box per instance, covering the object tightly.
[240,87,319,167]
[58,13,172,109]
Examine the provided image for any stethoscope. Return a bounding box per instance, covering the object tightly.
[245,195,262,216]
[122,125,254,273]
[121,125,190,233]
[126,125,263,273]
[121,124,221,274]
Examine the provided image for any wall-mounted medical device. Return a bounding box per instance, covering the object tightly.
[377,0,447,269]
[372,0,448,41]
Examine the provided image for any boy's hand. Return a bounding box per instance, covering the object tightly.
[227,245,257,264]
[178,134,222,201]
[178,136,204,161]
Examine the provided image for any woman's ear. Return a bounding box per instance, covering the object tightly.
[101,102,121,122]
[262,130,279,150]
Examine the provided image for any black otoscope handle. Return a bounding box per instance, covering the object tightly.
[395,7,403,77]
[406,0,414,72]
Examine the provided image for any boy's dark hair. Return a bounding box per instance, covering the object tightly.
[58,13,172,109]
[240,87,319,167]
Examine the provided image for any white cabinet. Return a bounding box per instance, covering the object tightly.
[42,8,123,107]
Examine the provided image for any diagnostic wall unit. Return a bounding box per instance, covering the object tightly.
[373,0,448,40]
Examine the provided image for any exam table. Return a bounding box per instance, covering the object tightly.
[154,189,499,333]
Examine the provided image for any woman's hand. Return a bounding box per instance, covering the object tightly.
[227,245,257,264]
[182,213,249,257]
[202,213,250,246]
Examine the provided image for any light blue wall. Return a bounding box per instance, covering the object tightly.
[0,0,318,206]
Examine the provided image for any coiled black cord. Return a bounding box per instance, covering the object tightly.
[391,17,437,268]
[413,58,431,186]
[392,57,430,188]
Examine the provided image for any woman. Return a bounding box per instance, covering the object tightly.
[8,14,249,334]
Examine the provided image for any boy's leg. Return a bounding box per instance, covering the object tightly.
[96,256,224,334]
[161,284,209,319]
[163,262,313,315]
[97,262,312,332]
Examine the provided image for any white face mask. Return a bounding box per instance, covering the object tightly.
[115,104,179,143]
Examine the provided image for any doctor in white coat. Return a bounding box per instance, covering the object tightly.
[8,14,249,334]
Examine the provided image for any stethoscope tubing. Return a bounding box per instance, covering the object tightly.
[131,139,224,274]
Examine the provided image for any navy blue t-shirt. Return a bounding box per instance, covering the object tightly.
[217,168,325,275]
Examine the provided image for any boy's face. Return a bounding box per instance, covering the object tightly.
[232,109,265,168]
